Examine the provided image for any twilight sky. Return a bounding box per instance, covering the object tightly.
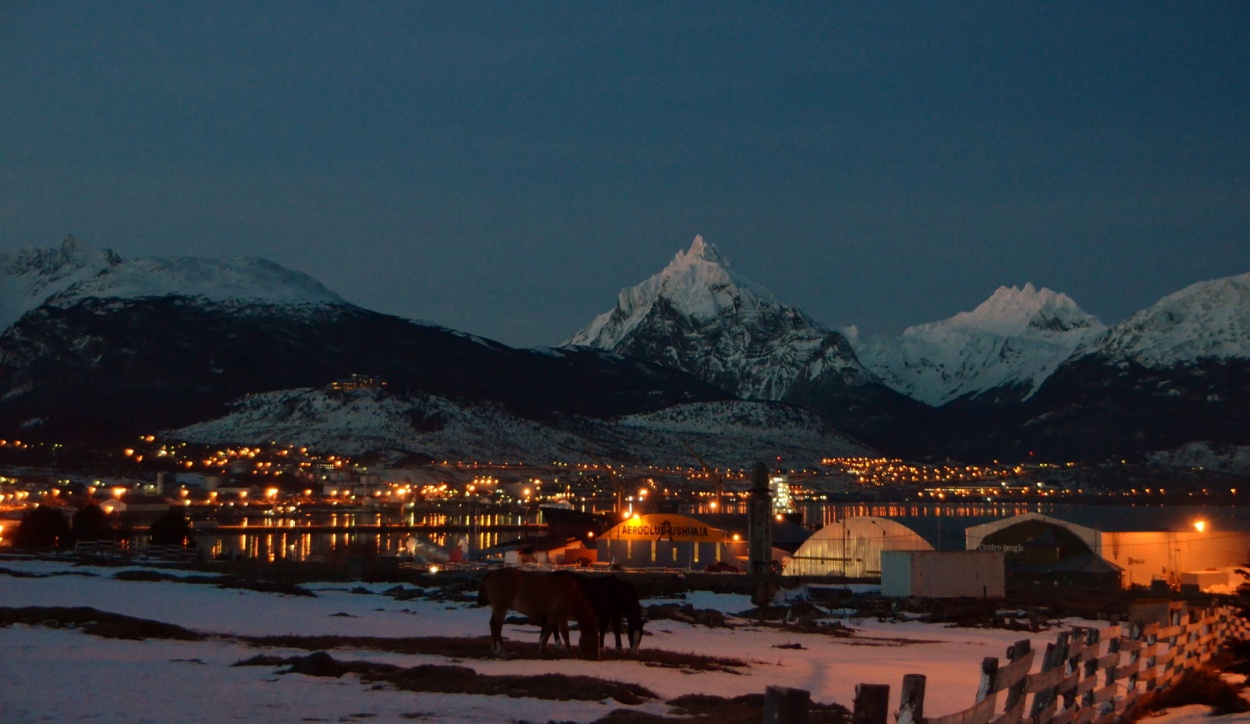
[2,2,1248,347]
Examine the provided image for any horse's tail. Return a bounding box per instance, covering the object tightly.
[475,576,489,607]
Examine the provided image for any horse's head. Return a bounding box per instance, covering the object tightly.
[579,625,601,660]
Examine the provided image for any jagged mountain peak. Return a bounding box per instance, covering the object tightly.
[1,236,125,331]
[852,284,1105,407]
[564,235,872,401]
[1082,272,1250,367]
[637,234,777,319]
[916,283,1100,338]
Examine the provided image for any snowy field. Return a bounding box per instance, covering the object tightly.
[0,558,1244,723]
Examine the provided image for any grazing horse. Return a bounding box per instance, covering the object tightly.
[547,572,644,655]
[578,574,644,654]
[477,567,600,659]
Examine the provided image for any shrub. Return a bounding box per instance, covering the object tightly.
[148,507,193,547]
[71,504,114,542]
[13,506,71,550]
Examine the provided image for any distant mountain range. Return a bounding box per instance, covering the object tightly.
[0,237,863,467]
[2,235,1246,469]
[567,236,1250,467]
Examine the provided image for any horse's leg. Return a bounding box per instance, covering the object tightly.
[559,618,573,653]
[489,606,506,656]
[538,617,555,658]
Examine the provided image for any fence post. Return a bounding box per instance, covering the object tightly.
[852,683,890,724]
[1031,630,1070,720]
[976,656,999,703]
[897,674,925,724]
[1081,626,1102,708]
[764,686,810,724]
[1001,639,1031,723]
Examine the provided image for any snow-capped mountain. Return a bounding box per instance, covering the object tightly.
[48,255,347,309]
[980,272,1250,462]
[1074,273,1250,367]
[0,239,727,446]
[848,284,1107,406]
[0,236,121,331]
[1,236,346,332]
[564,236,875,401]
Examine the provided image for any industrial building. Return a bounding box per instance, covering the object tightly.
[783,516,932,578]
[595,512,806,570]
[881,550,1006,598]
[965,512,1250,590]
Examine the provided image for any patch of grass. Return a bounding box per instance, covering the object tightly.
[111,569,316,597]
[0,606,205,641]
[236,652,658,704]
[592,692,849,723]
[1125,669,1250,720]
[238,633,748,672]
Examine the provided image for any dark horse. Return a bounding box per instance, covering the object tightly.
[477,567,600,659]
[551,572,644,655]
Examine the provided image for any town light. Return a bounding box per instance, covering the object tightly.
[1194,520,1207,533]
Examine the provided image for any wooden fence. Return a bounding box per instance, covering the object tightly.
[767,602,1250,724]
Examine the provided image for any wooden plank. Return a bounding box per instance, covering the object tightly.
[1114,662,1140,680]
[1091,684,1116,704]
[1076,676,1098,695]
[1118,639,1144,652]
[1032,698,1058,724]
[1026,666,1067,693]
[992,651,1035,692]
[989,697,1026,724]
[1157,625,1182,639]
[1095,652,1120,669]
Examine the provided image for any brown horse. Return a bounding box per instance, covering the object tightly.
[548,572,644,655]
[477,567,600,659]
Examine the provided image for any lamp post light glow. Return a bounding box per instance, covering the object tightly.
[1194,520,1207,533]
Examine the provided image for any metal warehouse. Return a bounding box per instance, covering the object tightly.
[965,512,1250,590]
[783,516,932,578]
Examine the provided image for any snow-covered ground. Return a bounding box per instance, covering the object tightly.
[0,558,1245,723]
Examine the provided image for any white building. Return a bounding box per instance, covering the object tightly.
[881,550,1005,598]
[784,516,933,578]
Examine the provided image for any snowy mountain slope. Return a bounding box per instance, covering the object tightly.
[848,284,1106,406]
[0,236,121,331]
[1075,273,1250,367]
[170,388,869,467]
[979,273,1250,462]
[0,240,728,445]
[2,237,345,334]
[564,236,874,401]
[48,255,348,308]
